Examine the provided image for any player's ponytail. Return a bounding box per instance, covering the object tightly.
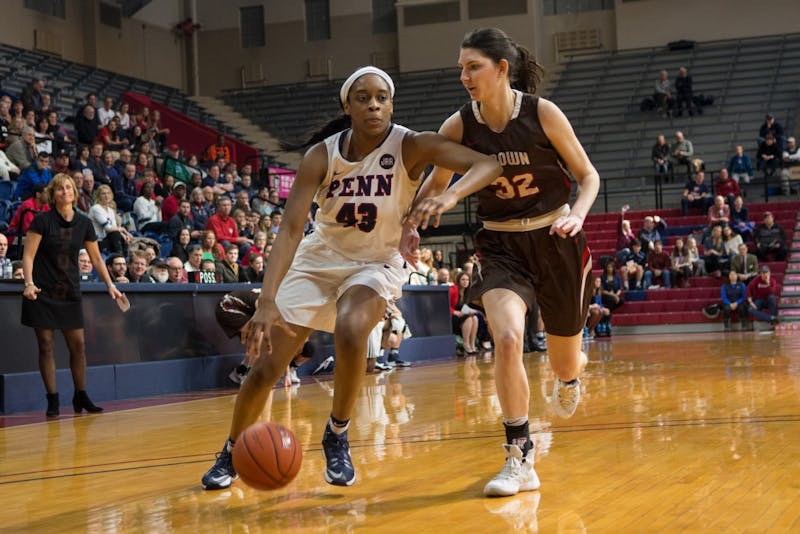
[512,43,543,95]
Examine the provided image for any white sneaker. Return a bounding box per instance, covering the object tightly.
[313,356,335,375]
[552,378,581,418]
[289,367,301,384]
[483,444,540,497]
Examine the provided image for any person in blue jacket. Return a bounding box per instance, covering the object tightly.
[720,270,748,330]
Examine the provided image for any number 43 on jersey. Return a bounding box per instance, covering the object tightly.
[336,202,378,232]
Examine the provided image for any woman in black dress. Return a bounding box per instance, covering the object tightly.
[22,173,124,417]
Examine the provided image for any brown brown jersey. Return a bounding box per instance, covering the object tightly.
[459,91,571,222]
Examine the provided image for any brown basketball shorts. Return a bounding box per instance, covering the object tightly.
[466,227,593,337]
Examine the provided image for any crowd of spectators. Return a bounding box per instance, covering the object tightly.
[0,78,290,285]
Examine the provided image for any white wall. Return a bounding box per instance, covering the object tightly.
[616,0,800,50]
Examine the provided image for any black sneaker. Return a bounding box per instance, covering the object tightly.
[322,423,356,486]
[201,439,237,490]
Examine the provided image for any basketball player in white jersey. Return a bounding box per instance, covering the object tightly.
[201,66,502,490]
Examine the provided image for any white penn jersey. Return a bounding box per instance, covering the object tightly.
[314,124,420,262]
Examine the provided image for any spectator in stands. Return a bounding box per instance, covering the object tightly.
[406,247,433,285]
[164,143,181,161]
[171,227,192,263]
[730,195,754,242]
[127,250,154,283]
[241,231,267,269]
[654,70,673,117]
[155,173,175,202]
[234,172,256,199]
[722,226,743,258]
[644,239,671,289]
[184,244,203,273]
[0,99,12,148]
[166,256,187,283]
[432,249,446,269]
[206,196,251,248]
[586,277,611,338]
[205,134,231,163]
[758,113,785,152]
[720,270,748,331]
[106,253,129,283]
[685,236,705,275]
[670,237,692,288]
[89,184,131,254]
[10,100,24,122]
[34,116,53,154]
[39,92,52,117]
[116,102,131,135]
[753,211,787,261]
[168,199,195,245]
[599,260,624,311]
[76,171,94,213]
[8,182,50,241]
[86,143,108,185]
[250,186,272,216]
[0,145,21,181]
[728,145,753,184]
[269,212,282,234]
[730,242,758,284]
[452,271,480,354]
[702,225,729,278]
[75,105,100,146]
[714,169,740,206]
[680,170,712,216]
[6,126,38,171]
[161,181,187,221]
[21,78,45,113]
[146,109,170,151]
[756,134,780,180]
[671,131,694,181]
[98,117,127,151]
[105,154,127,204]
[98,97,115,127]
[135,151,155,176]
[673,67,695,117]
[147,258,169,283]
[205,164,235,197]
[200,229,225,261]
[70,145,90,173]
[51,149,70,175]
[746,265,780,327]
[14,151,52,200]
[707,195,730,228]
[77,248,96,282]
[133,183,165,234]
[0,233,11,278]
[780,137,799,196]
[216,244,243,283]
[189,186,214,232]
[234,190,251,214]
[620,239,647,290]
[233,208,253,241]
[45,111,72,153]
[637,213,667,251]
[241,253,264,283]
[651,134,671,180]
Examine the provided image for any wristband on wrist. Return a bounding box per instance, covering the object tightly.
[24,282,36,288]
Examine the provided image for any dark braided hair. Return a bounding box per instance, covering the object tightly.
[461,28,544,94]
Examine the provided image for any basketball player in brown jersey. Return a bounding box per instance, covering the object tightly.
[406,28,599,497]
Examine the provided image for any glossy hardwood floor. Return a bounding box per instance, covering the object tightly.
[1,332,799,533]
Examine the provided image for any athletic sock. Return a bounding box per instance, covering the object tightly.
[388,348,400,361]
[503,417,533,456]
[225,438,235,452]
[329,414,350,435]
[562,378,579,386]
[536,331,545,341]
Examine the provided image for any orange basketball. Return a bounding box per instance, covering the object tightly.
[232,422,302,490]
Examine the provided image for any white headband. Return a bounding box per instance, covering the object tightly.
[339,66,395,107]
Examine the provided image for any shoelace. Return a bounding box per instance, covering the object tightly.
[496,455,523,480]
[559,382,579,405]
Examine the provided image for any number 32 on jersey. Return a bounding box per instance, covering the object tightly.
[491,173,540,199]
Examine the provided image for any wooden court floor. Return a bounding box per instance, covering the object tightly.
[1,332,799,533]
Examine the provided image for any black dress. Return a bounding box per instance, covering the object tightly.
[21,210,97,329]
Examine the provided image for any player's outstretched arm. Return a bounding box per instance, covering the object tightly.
[246,143,327,355]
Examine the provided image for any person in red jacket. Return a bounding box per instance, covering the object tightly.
[205,196,252,247]
[160,181,186,222]
[714,168,740,206]
[8,183,50,240]
[746,265,780,326]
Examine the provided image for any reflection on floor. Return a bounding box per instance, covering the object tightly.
[1,332,799,532]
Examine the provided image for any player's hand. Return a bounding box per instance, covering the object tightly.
[243,300,295,356]
[399,222,420,263]
[23,284,41,301]
[405,191,458,230]
[550,213,584,238]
